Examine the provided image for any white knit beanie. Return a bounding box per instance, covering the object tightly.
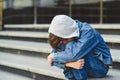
[48,15,79,38]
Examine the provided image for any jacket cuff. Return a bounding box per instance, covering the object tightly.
[53,62,65,69]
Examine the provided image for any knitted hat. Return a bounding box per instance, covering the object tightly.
[48,15,79,38]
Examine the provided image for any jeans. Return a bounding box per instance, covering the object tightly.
[63,53,109,80]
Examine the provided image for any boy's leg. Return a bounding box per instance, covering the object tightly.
[72,68,87,80]
[63,68,76,80]
[85,53,109,78]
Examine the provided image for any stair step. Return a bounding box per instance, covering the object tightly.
[110,49,120,63]
[0,31,48,38]
[0,51,120,80]
[0,69,33,80]
[92,24,120,34]
[0,39,51,54]
[0,31,120,44]
[0,31,120,49]
[0,31,48,42]
[102,34,120,43]
[0,52,64,79]
[0,39,119,63]
[4,24,120,34]
[5,24,49,29]
[4,24,49,32]
[5,24,120,30]
[102,35,120,49]
[92,24,120,29]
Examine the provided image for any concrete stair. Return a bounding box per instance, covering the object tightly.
[0,39,119,63]
[0,52,64,79]
[0,69,33,80]
[3,24,120,49]
[0,24,120,80]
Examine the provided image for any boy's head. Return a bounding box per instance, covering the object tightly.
[48,33,77,51]
[48,15,79,38]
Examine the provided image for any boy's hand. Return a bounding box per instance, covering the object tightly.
[65,59,85,69]
[47,53,54,66]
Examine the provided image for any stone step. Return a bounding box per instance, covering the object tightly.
[0,39,51,55]
[4,24,49,32]
[0,31,120,48]
[5,24,120,29]
[101,34,120,49]
[0,31,120,43]
[0,51,64,79]
[0,51,120,80]
[0,66,60,80]
[92,24,120,35]
[4,24,120,34]
[102,34,120,44]
[0,31,48,42]
[0,39,119,63]
[0,69,33,80]
[0,31,48,38]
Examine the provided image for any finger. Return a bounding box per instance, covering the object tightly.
[82,61,85,64]
[81,63,84,67]
[78,60,84,64]
[78,59,84,62]
[79,66,83,69]
[80,63,84,67]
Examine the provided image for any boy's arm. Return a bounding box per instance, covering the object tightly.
[53,23,99,63]
[48,53,84,69]
[53,59,84,69]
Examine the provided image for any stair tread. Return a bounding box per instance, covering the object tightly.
[5,24,49,29]
[0,51,120,80]
[0,69,33,80]
[0,52,64,79]
[0,31,120,43]
[0,39,51,53]
[102,34,120,43]
[4,24,120,29]
[92,24,120,29]
[0,39,120,62]
[0,31,48,38]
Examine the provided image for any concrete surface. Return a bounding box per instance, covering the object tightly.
[0,51,120,80]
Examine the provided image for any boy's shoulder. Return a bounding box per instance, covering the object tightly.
[76,20,94,31]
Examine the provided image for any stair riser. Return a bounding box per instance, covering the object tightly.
[107,43,120,49]
[112,62,120,70]
[96,29,120,35]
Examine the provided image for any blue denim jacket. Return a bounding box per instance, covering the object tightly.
[52,20,112,69]
[51,21,112,79]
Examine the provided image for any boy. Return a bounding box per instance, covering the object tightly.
[48,15,112,80]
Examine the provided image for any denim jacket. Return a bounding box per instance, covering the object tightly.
[52,20,112,69]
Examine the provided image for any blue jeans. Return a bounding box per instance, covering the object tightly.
[63,53,109,80]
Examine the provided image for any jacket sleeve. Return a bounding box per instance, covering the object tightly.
[52,62,65,69]
[53,23,99,63]
[51,50,66,69]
